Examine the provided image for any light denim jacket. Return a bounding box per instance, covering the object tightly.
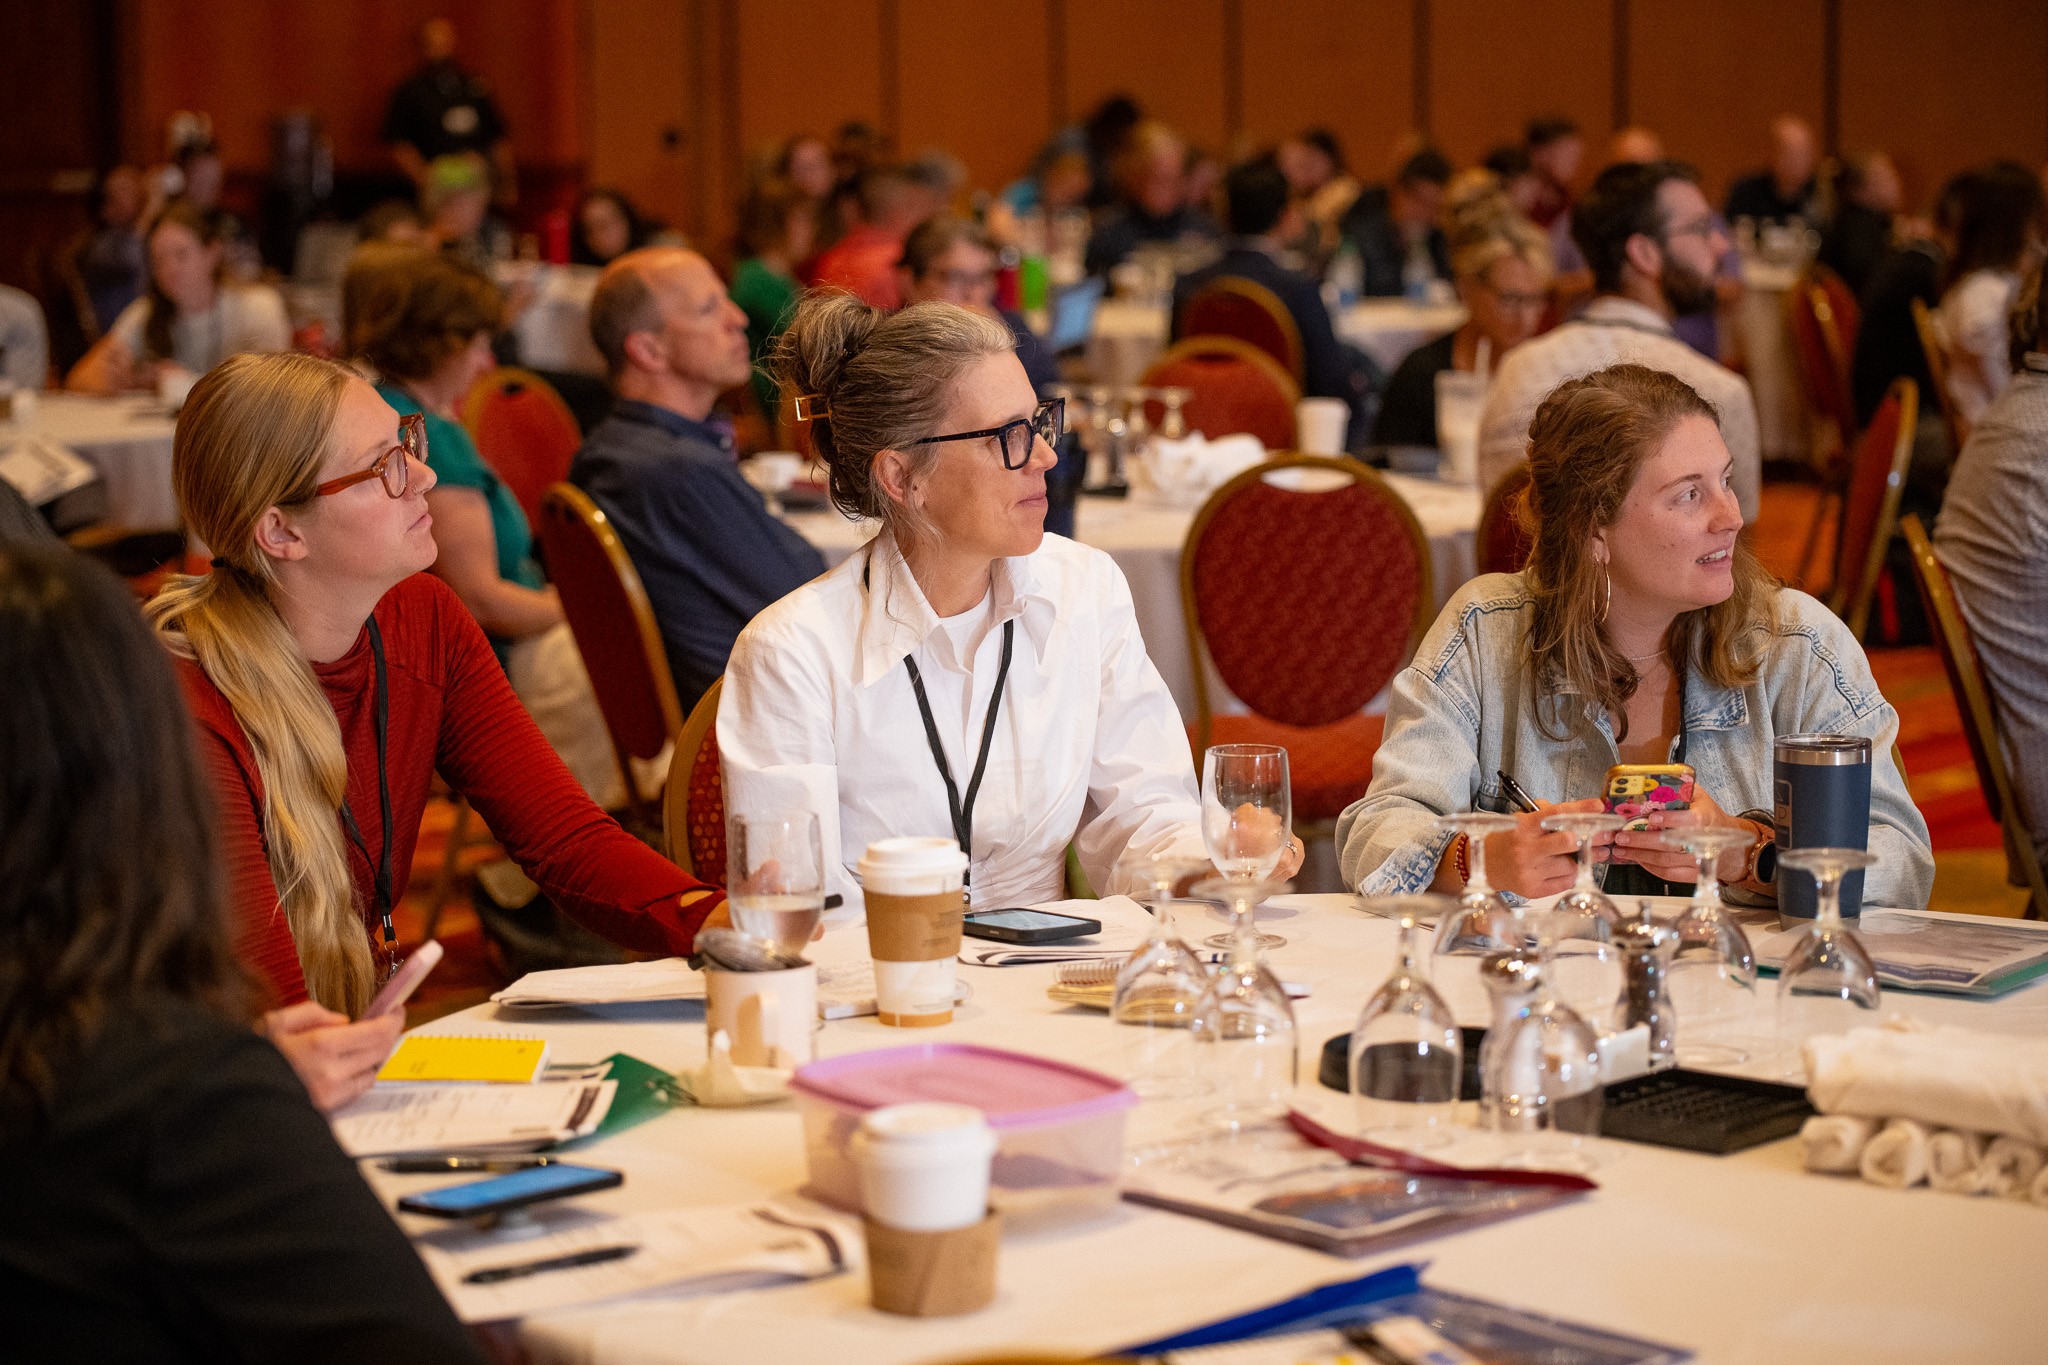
[1336,573,1935,909]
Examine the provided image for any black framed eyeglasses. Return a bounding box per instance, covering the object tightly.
[311,411,425,500]
[907,397,1064,472]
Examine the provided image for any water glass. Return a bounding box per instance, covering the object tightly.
[726,811,826,957]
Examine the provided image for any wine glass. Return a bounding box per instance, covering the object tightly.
[1351,897,1463,1149]
[1431,812,1524,957]
[1200,744,1292,949]
[725,811,825,957]
[1158,386,1191,439]
[1189,889,1297,1131]
[1538,812,1626,1033]
[1480,901,1605,1172]
[1775,848,1882,1079]
[1112,855,1213,1100]
[1658,826,1759,1066]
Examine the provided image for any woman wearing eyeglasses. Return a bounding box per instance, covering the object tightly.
[148,352,725,1112]
[720,294,1302,917]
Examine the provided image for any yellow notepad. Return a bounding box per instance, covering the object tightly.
[377,1034,550,1084]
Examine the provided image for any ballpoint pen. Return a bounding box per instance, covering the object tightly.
[463,1244,639,1285]
[1496,769,1540,814]
[379,1155,559,1174]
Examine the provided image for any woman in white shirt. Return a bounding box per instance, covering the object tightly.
[67,201,291,395]
[721,293,1302,913]
[1934,161,2043,426]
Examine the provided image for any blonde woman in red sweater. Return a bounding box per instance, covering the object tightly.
[149,352,725,1111]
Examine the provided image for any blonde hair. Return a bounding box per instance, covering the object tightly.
[146,351,377,1014]
[1522,364,1774,742]
[1445,184,1553,285]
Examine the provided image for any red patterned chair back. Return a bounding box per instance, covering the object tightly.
[1477,464,1534,576]
[1142,337,1301,451]
[1179,278,1305,385]
[464,367,583,531]
[663,678,728,881]
[1786,272,1859,470]
[535,483,684,821]
[1828,378,1917,640]
[1181,456,1432,747]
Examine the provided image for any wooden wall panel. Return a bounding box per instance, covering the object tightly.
[1239,0,1415,177]
[894,0,1053,194]
[1427,0,1612,171]
[127,0,584,172]
[733,0,884,171]
[1062,0,1230,152]
[1627,0,1826,206]
[585,0,692,229]
[1838,0,2048,210]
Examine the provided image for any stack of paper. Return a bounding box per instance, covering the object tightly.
[332,1080,615,1157]
[492,958,706,1008]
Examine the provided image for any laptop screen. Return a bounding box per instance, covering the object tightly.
[1046,276,1106,354]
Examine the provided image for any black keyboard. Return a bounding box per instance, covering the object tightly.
[1599,1069,1815,1155]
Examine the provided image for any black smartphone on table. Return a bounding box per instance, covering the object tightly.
[396,1162,622,1219]
[962,908,1102,944]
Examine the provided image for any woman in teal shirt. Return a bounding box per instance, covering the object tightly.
[344,244,624,806]
[730,176,815,419]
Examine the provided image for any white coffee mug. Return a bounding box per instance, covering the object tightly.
[704,962,816,1067]
[1295,397,1349,456]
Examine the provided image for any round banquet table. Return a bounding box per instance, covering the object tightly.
[1730,260,1812,463]
[783,470,1480,722]
[1084,298,1170,388]
[385,895,2048,1365]
[1337,299,1468,375]
[500,262,607,378]
[25,392,180,530]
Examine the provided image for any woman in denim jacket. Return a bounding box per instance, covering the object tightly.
[1338,364,1933,909]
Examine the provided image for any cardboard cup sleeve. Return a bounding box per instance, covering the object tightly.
[863,1210,1000,1316]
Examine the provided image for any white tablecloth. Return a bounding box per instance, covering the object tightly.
[1084,298,1171,388]
[25,393,180,530]
[390,896,2048,1364]
[1337,299,1467,374]
[1730,261,1811,463]
[783,470,1478,721]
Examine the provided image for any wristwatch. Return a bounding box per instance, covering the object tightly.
[1738,809,1777,885]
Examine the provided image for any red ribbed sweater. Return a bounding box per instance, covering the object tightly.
[177,572,721,1007]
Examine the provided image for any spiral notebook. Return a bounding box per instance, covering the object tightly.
[377,1034,550,1084]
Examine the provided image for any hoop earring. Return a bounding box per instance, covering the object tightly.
[1598,567,1611,624]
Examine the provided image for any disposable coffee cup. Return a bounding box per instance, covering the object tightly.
[859,837,968,1027]
[1295,397,1349,456]
[863,1209,1001,1317]
[851,1102,996,1231]
[1774,734,1873,925]
[704,962,816,1067]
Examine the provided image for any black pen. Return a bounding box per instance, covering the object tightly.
[463,1244,639,1285]
[1497,769,1540,814]
[380,1155,559,1174]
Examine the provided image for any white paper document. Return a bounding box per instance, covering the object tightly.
[332,1080,615,1157]
[417,1203,852,1323]
[492,958,706,1008]
[0,437,96,505]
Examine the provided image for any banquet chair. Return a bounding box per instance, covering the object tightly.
[1142,337,1301,451]
[535,483,684,827]
[1476,464,1534,576]
[1826,378,1917,641]
[1178,277,1306,386]
[464,367,584,532]
[1910,297,1970,455]
[1181,455,1433,829]
[1786,269,1862,589]
[662,678,727,881]
[1901,515,2048,920]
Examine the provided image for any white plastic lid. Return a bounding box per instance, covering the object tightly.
[857,837,968,895]
[857,1101,992,1149]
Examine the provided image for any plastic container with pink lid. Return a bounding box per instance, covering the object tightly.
[791,1043,1136,1228]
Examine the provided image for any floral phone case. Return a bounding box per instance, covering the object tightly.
[1603,763,1695,832]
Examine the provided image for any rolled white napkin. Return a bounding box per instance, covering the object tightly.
[1860,1118,1931,1189]
[1927,1130,1988,1195]
[2030,1160,2048,1207]
[1803,1024,2048,1145]
[1977,1135,2046,1199]
[1801,1115,1880,1173]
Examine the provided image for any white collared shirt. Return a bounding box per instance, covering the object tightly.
[1476,295,1762,521]
[719,530,1207,914]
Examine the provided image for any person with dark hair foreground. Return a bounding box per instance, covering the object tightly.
[0,543,482,1363]
[1478,160,1762,521]
[1340,364,1929,907]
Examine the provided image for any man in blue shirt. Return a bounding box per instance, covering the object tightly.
[572,248,825,713]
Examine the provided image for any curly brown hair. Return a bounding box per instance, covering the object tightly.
[343,245,502,382]
[1520,364,1776,742]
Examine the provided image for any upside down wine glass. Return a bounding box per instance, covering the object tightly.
[1352,896,1464,1149]
[1658,826,1759,1066]
[1538,812,1627,1035]
[1431,812,1524,958]
[1480,895,1605,1172]
[1189,875,1297,1130]
[1775,848,1882,1080]
[1201,744,1293,949]
[1111,854,1213,1100]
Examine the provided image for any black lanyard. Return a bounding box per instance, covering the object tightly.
[338,618,397,961]
[902,618,1015,889]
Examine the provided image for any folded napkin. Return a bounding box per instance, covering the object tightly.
[958,896,1158,966]
[676,1031,794,1107]
[1859,1119,1931,1189]
[1928,1130,1988,1194]
[1135,433,1266,504]
[1977,1135,2045,1200]
[1803,1022,2048,1145]
[1800,1115,1879,1173]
